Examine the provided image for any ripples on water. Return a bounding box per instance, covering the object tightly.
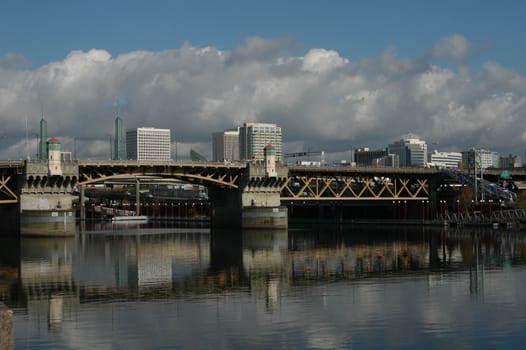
[2,223,526,349]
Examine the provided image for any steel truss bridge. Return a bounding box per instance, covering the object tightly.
[78,161,441,201]
[283,166,439,201]
[2,160,525,205]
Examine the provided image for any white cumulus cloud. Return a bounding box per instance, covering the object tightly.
[0,36,525,161]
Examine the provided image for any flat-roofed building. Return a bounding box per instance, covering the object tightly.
[429,150,462,168]
[212,128,240,162]
[239,122,282,162]
[126,127,171,160]
[354,147,387,167]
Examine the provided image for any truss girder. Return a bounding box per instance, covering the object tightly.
[0,175,18,204]
[77,162,244,189]
[282,171,431,201]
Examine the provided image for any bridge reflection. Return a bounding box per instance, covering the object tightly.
[1,226,526,317]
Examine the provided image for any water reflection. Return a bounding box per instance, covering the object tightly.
[2,224,526,349]
[2,225,526,306]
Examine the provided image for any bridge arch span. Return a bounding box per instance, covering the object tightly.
[77,161,246,189]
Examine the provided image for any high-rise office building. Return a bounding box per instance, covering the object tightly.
[126,127,171,160]
[354,147,387,167]
[239,122,282,162]
[113,116,126,160]
[388,134,427,167]
[212,128,240,162]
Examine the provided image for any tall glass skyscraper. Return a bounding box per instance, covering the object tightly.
[126,127,171,160]
[239,122,282,162]
[38,117,48,160]
[113,116,125,160]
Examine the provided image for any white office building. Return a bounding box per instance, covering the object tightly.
[126,127,171,160]
[212,128,240,162]
[429,150,462,168]
[239,122,282,162]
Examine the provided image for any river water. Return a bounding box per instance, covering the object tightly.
[2,223,526,349]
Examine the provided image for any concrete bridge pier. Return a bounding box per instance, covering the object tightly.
[209,188,242,229]
[210,157,288,229]
[209,186,288,230]
[19,160,78,236]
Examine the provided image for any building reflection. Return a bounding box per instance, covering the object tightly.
[2,225,526,323]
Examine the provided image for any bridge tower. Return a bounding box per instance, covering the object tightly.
[47,137,62,176]
[264,144,277,177]
[16,138,78,235]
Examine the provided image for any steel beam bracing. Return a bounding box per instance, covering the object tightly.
[282,167,434,201]
[0,175,18,204]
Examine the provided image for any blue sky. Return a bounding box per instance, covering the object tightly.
[2,0,525,72]
[1,0,526,160]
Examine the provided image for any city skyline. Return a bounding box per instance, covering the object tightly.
[24,115,525,167]
[1,1,526,162]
